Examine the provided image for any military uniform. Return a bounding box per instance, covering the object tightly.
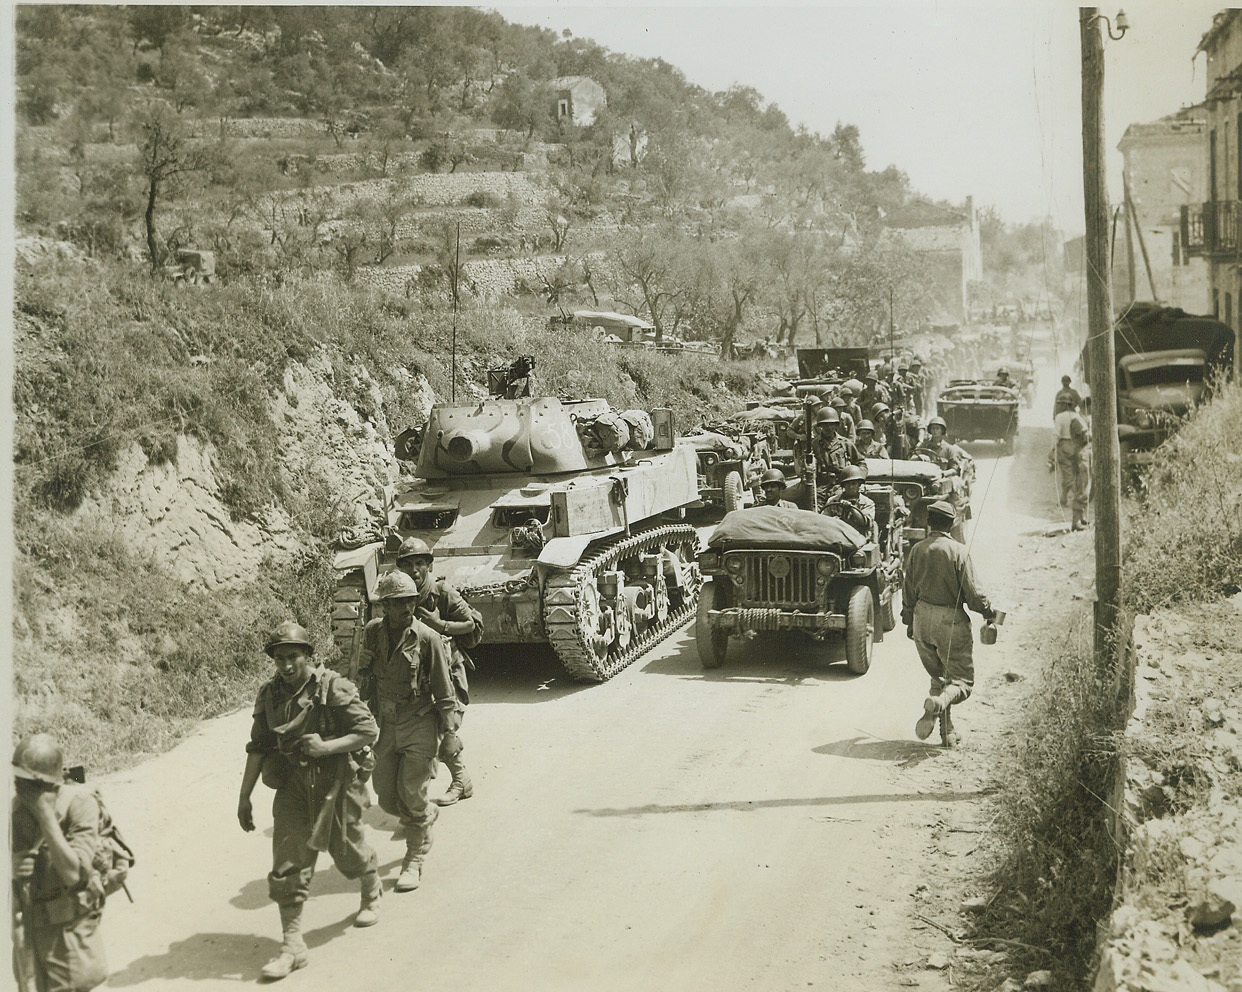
[247,666,380,913]
[359,614,459,879]
[12,790,108,992]
[920,437,967,473]
[901,529,994,742]
[811,434,865,490]
[824,490,876,536]
[858,439,888,458]
[1053,408,1091,527]
[417,578,481,803]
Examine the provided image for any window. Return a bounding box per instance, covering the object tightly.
[557,98,570,119]
[1227,292,1233,329]
[1214,287,1220,318]
[1211,129,1218,202]
[1172,230,1182,267]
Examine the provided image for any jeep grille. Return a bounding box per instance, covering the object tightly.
[734,553,827,607]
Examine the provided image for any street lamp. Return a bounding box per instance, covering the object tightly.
[1087,9,1130,41]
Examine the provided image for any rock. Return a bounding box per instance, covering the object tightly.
[1204,700,1225,727]
[1180,835,1207,861]
[1024,971,1053,988]
[1004,672,1023,682]
[926,952,951,970]
[962,895,990,914]
[1187,886,1236,931]
[995,980,1023,992]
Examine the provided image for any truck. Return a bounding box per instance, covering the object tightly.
[1083,304,1234,473]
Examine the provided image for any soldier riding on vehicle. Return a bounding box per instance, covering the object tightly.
[754,468,798,509]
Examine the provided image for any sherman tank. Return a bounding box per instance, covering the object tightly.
[332,389,703,683]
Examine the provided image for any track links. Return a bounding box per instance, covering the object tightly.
[543,522,702,682]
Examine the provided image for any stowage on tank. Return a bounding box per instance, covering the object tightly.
[333,390,703,682]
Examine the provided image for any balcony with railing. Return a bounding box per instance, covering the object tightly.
[1181,200,1242,256]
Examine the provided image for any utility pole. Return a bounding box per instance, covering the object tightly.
[1081,8,1124,663]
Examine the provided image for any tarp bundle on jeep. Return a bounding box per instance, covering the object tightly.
[706,506,866,552]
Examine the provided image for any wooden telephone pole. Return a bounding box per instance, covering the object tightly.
[1080,8,1124,662]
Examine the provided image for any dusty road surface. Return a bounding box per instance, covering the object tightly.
[98,372,1092,992]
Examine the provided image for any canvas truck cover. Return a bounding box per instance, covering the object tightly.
[1081,304,1234,378]
[706,506,866,553]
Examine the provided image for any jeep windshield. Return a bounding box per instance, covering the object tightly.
[1122,359,1205,390]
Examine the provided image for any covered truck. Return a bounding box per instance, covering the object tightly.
[1083,303,1234,471]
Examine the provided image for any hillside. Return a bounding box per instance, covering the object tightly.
[11,5,1064,767]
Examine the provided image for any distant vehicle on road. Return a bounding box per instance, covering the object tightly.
[936,380,1020,453]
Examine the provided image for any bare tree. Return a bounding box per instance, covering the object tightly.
[133,100,213,271]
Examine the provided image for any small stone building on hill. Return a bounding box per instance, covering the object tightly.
[550,76,606,127]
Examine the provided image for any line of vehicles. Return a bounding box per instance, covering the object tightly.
[331,308,1231,685]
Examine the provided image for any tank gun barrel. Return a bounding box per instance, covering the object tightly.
[444,429,493,464]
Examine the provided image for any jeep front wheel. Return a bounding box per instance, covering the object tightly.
[696,581,729,669]
[844,586,874,675]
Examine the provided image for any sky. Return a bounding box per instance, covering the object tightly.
[496,1,1226,235]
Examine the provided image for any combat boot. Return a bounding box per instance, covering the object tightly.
[394,854,422,892]
[435,778,473,807]
[260,904,309,981]
[354,869,382,928]
[915,683,966,741]
[939,708,960,749]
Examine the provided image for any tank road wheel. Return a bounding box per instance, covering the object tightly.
[844,586,874,675]
[696,581,728,669]
[543,523,702,682]
[722,470,744,513]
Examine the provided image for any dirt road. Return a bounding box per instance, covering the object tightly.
[99,376,1094,991]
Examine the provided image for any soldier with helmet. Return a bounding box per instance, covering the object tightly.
[858,371,889,415]
[900,501,997,748]
[393,537,483,807]
[837,384,864,433]
[828,395,855,441]
[869,403,893,454]
[12,733,109,992]
[907,358,927,416]
[753,468,797,509]
[994,367,1014,389]
[855,420,887,458]
[238,621,382,981]
[810,405,865,501]
[823,464,876,536]
[917,417,971,475]
[357,570,459,894]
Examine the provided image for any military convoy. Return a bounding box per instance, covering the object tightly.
[936,379,1020,453]
[333,386,703,683]
[695,504,900,675]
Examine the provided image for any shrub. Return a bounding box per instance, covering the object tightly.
[462,190,502,209]
[1123,381,1242,611]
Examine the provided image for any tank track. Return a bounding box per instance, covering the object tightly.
[543,522,702,682]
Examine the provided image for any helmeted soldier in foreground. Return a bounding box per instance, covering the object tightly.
[238,622,381,981]
[357,570,460,893]
[900,502,996,748]
[753,468,798,509]
[822,464,875,537]
[393,537,482,807]
[12,734,109,992]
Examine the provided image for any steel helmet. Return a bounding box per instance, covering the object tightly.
[863,371,878,383]
[870,403,890,419]
[265,621,314,657]
[396,536,433,560]
[759,468,788,488]
[844,378,864,393]
[996,367,1010,377]
[927,416,947,431]
[807,394,825,408]
[837,384,853,398]
[897,363,909,372]
[376,569,421,601]
[840,465,867,483]
[12,734,64,785]
[830,396,846,408]
[856,419,876,434]
[815,406,840,425]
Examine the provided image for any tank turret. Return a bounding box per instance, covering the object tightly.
[333,391,702,683]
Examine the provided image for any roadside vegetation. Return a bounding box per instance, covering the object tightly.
[963,383,1242,990]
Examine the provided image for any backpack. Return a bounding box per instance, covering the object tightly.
[51,784,136,904]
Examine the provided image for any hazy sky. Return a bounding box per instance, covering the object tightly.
[498,1,1225,234]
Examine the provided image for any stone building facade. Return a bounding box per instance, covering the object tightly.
[1115,107,1210,314]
